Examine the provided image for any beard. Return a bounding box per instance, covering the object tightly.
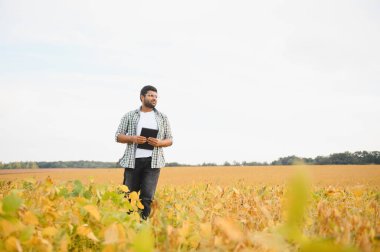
[144,99,156,109]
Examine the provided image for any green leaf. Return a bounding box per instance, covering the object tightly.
[19,226,34,242]
[58,187,69,198]
[2,193,22,215]
[278,168,311,243]
[71,180,84,197]
[300,240,359,252]
[132,225,154,252]
[83,190,92,199]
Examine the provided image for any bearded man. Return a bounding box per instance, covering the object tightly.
[115,85,173,220]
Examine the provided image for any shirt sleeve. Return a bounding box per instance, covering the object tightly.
[115,113,129,142]
[163,115,173,141]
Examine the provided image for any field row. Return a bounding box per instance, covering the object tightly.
[1,165,380,186]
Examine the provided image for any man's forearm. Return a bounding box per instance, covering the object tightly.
[160,139,173,147]
[117,134,135,144]
[117,134,172,147]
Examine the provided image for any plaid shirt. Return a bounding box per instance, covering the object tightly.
[115,107,173,168]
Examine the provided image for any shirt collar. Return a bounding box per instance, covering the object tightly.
[135,106,157,115]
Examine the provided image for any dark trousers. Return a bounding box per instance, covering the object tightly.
[123,157,161,219]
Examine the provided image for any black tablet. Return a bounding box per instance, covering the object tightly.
[137,127,159,150]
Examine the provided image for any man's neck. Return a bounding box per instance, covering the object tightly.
[140,106,154,112]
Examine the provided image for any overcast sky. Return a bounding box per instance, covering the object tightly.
[0,0,379,165]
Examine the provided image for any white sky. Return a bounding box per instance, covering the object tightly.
[0,0,379,164]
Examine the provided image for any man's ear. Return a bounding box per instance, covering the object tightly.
[140,95,144,102]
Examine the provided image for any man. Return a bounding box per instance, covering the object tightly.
[115,85,173,220]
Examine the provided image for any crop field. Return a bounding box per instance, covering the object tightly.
[0,165,379,251]
[1,165,379,186]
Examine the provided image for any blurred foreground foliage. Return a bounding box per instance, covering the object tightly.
[0,171,379,251]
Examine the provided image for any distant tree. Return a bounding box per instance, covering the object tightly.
[166,162,194,167]
[271,156,305,165]
[303,158,314,164]
[30,162,39,169]
[166,162,181,167]
[244,161,268,166]
[223,161,231,166]
[328,152,354,164]
[314,155,329,165]
[232,160,241,166]
[353,151,380,164]
[201,162,217,166]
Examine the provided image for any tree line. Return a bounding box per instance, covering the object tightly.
[270,151,380,165]
[0,161,119,169]
[1,151,379,169]
[168,151,380,166]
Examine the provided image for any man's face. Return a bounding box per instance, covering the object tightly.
[141,91,158,108]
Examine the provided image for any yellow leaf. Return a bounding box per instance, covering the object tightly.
[23,178,36,184]
[249,232,290,251]
[200,222,212,238]
[5,236,22,252]
[259,204,274,226]
[174,203,181,210]
[102,245,116,252]
[84,205,101,221]
[104,224,119,244]
[43,226,58,237]
[166,225,174,236]
[178,221,190,239]
[213,203,223,210]
[216,186,223,192]
[118,185,129,193]
[232,187,240,194]
[75,197,87,204]
[23,211,39,225]
[353,189,364,197]
[77,225,99,242]
[129,191,139,201]
[214,217,243,242]
[0,219,18,237]
[117,224,127,243]
[41,238,53,251]
[45,176,54,185]
[188,233,201,248]
[214,235,223,246]
[77,225,91,236]
[137,201,144,209]
[59,235,69,252]
[27,236,41,247]
[87,231,99,242]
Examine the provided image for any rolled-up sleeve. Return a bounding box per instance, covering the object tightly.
[115,113,129,142]
[163,115,173,141]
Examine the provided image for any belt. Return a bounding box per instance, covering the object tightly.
[136,157,152,160]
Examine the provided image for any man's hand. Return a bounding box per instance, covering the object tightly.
[134,136,147,144]
[147,137,162,147]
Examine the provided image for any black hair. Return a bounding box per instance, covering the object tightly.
[140,85,157,100]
